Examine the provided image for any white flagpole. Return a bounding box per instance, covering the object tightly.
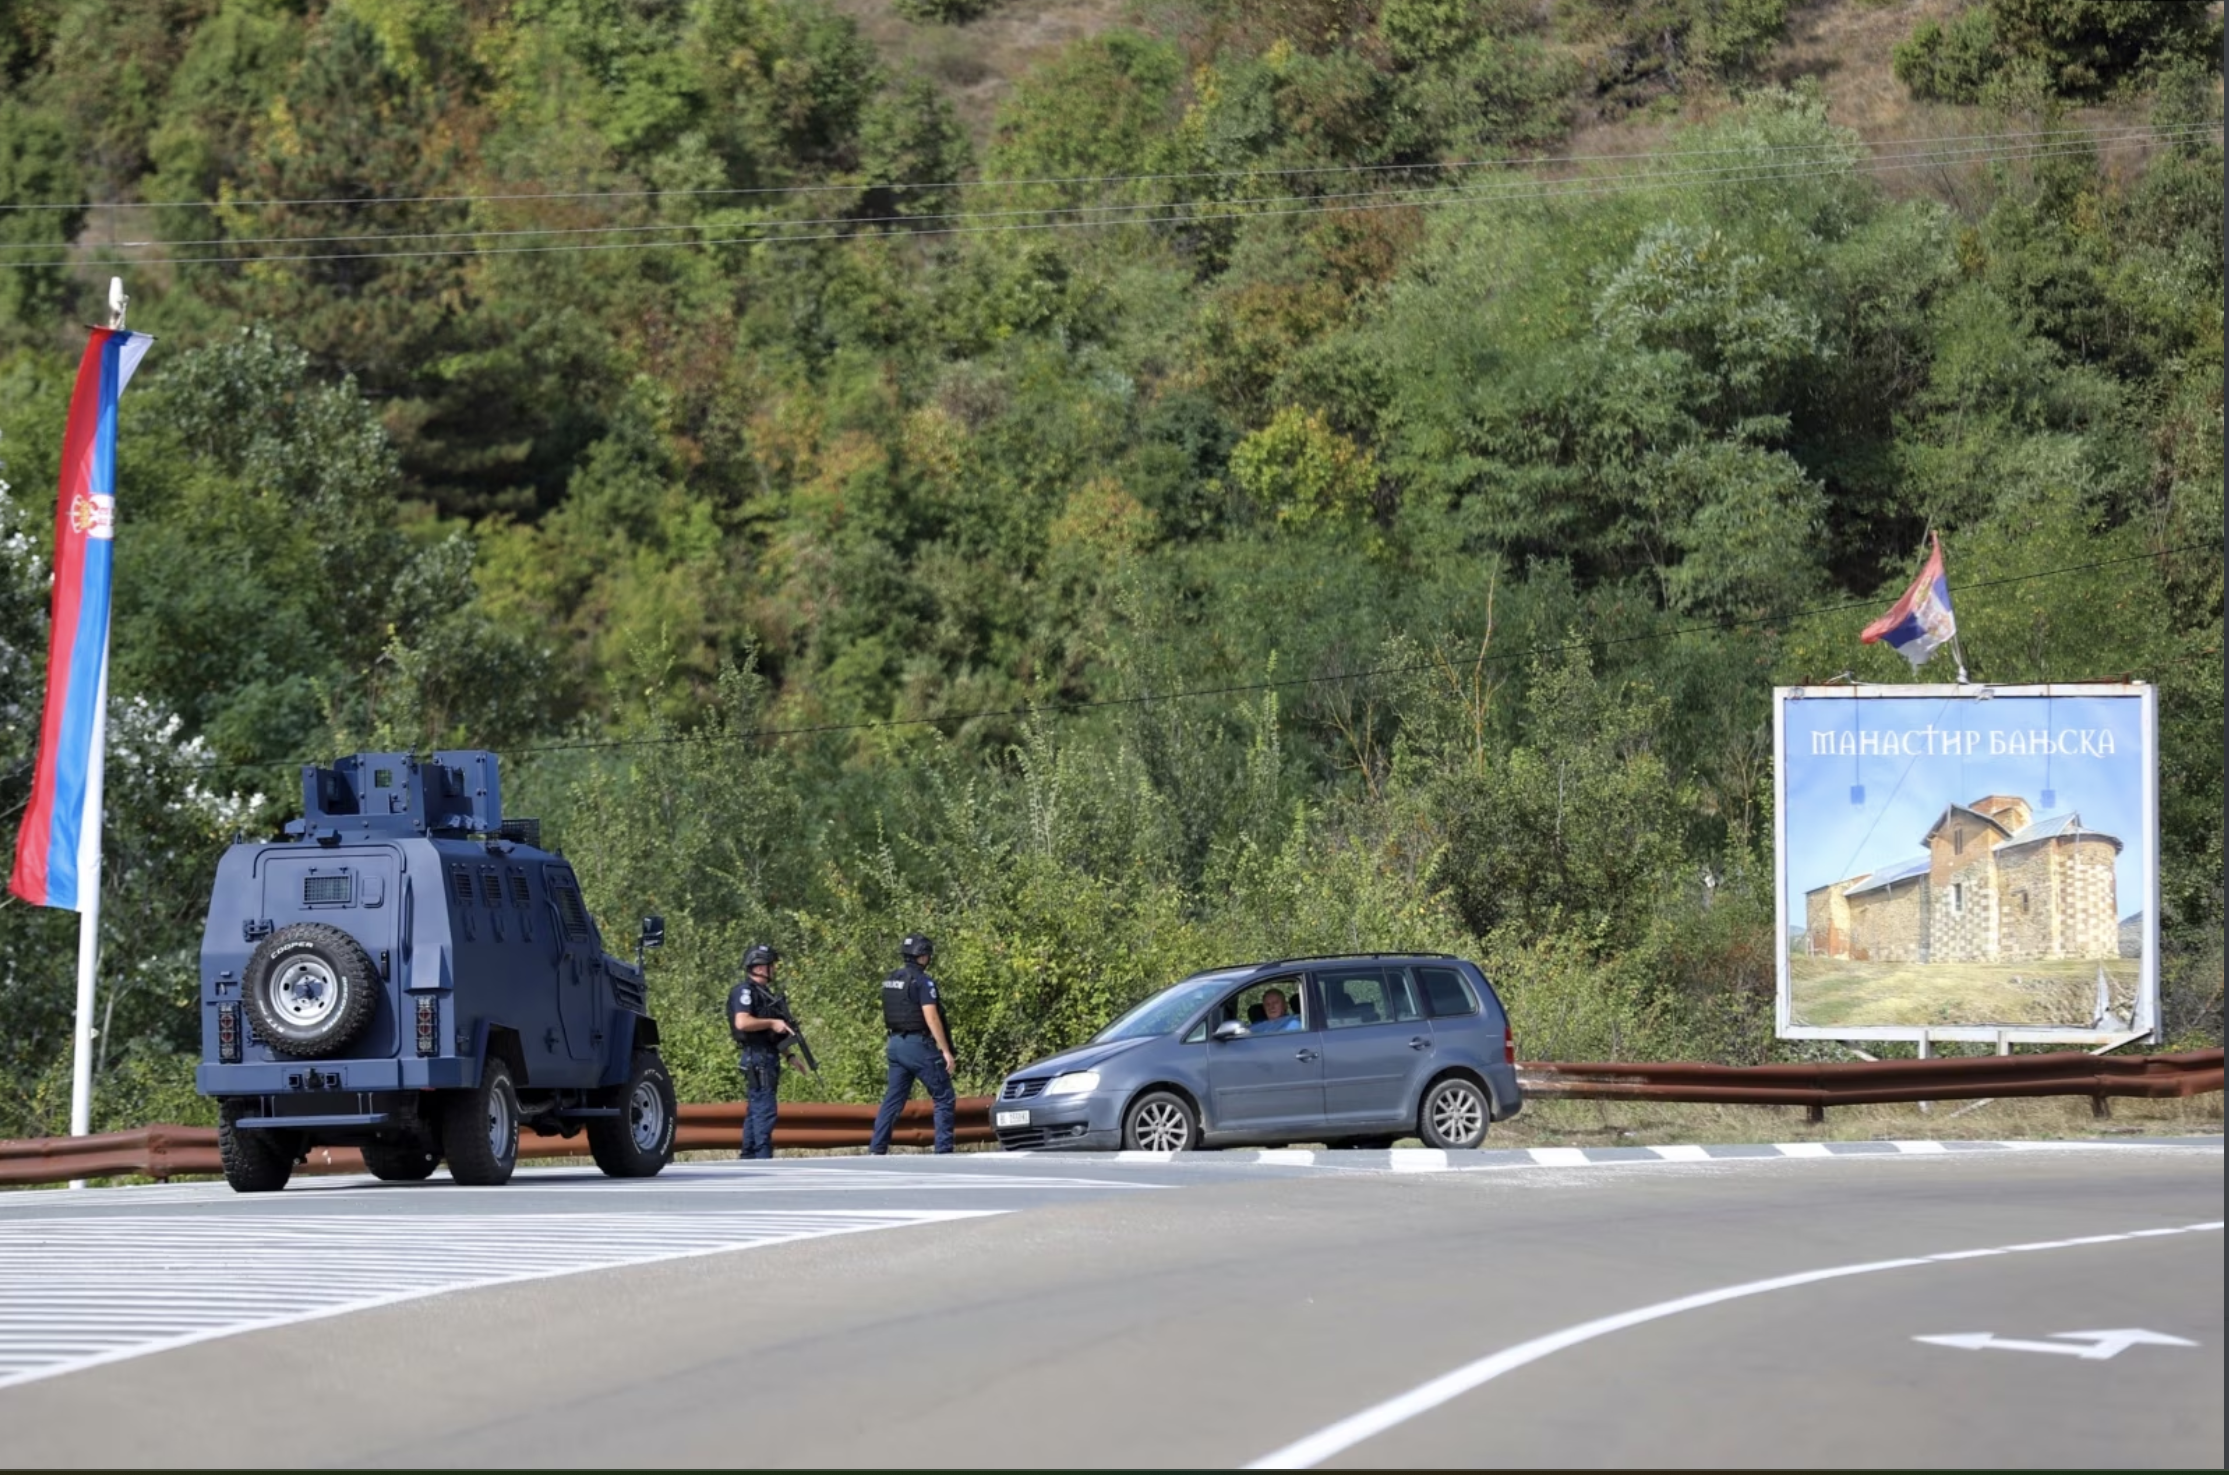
[66,636,108,1155]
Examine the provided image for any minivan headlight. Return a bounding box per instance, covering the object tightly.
[1046,1070,1100,1097]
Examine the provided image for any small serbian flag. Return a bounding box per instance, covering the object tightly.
[9,327,153,910]
[1860,529,1957,671]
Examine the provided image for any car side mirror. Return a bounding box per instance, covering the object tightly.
[639,916,665,951]
[1211,1020,1248,1042]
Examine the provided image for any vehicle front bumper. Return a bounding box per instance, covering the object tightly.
[988,1090,1122,1151]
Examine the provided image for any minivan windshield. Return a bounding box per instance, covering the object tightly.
[1091,971,1251,1043]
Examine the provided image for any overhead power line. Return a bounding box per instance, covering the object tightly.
[0,120,2201,216]
[13,124,2211,274]
[169,542,2216,778]
[5,123,2207,256]
[4,124,2215,271]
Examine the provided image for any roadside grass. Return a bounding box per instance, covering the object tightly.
[1790,956,2143,1029]
[1481,1092,2222,1147]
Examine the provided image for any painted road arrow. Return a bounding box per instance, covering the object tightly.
[1914,1329,2199,1360]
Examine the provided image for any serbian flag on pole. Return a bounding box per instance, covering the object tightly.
[1860,529,1958,672]
[9,327,153,910]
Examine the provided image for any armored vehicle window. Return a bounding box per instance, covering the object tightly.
[302,874,350,906]
[508,870,531,906]
[550,874,591,943]
[479,870,502,908]
[449,866,474,905]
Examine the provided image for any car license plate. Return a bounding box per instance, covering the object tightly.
[995,1109,1030,1128]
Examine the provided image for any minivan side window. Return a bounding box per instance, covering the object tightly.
[1386,967,1425,1023]
[1216,976,1308,1033]
[1417,966,1478,1018]
[1317,967,1393,1030]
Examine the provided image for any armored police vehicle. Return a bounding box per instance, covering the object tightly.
[196,750,677,1193]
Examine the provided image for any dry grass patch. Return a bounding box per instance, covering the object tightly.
[1790,955,2143,1030]
[825,0,1136,142]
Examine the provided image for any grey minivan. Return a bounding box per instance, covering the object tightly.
[990,954,1522,1152]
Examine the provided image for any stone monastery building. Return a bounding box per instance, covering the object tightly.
[1804,795,2121,964]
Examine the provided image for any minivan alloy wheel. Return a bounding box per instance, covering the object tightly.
[1124,1091,1196,1152]
[1419,1077,1489,1149]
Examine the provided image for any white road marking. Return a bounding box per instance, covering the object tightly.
[1914,1328,2198,1360]
[3,1139,2210,1213]
[1245,1220,2226,1469]
[0,1209,998,1391]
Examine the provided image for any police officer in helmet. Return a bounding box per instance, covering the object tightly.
[729,943,793,1159]
[868,932,957,1154]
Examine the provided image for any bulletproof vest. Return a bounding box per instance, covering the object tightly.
[881,965,929,1034]
[729,979,770,1051]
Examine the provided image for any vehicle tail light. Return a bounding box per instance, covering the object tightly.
[217,1002,242,1063]
[415,995,438,1057]
[1504,1026,1515,1063]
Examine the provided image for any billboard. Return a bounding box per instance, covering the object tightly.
[1773,684,2158,1044]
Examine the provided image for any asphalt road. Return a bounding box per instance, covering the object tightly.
[0,1140,2218,1469]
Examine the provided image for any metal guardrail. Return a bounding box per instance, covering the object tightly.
[1,1050,2219,1186]
[0,1101,997,1187]
[1519,1048,2226,1122]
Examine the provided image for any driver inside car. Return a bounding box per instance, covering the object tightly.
[1254,988,1301,1032]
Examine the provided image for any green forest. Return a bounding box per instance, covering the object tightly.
[0,0,2220,1134]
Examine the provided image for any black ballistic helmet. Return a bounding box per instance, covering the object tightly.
[743,943,780,970]
[900,932,934,962]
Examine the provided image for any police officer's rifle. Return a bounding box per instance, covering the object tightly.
[761,988,820,1074]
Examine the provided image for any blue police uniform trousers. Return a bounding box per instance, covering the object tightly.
[868,1034,955,1154]
[739,1047,780,1159]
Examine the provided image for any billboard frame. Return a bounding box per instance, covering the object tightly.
[1772,682,2159,1046]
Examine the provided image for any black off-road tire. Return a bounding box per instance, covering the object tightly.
[218,1099,295,1193]
[360,1142,441,1181]
[1417,1076,1490,1150]
[588,1050,678,1178]
[1121,1090,1198,1152]
[441,1060,520,1186]
[241,923,380,1060]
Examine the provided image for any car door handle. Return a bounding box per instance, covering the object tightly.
[1295,1049,1319,1062]
[1409,1037,1432,1051]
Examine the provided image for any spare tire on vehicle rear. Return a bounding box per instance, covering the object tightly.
[242,923,380,1060]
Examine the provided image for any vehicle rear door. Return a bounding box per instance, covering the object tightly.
[259,848,400,1055]
[1204,974,1323,1133]
[1314,964,1433,1128]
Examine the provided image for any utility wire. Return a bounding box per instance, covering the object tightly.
[0,120,2203,216]
[5,123,2210,258]
[162,542,2217,777]
[8,127,2212,272]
